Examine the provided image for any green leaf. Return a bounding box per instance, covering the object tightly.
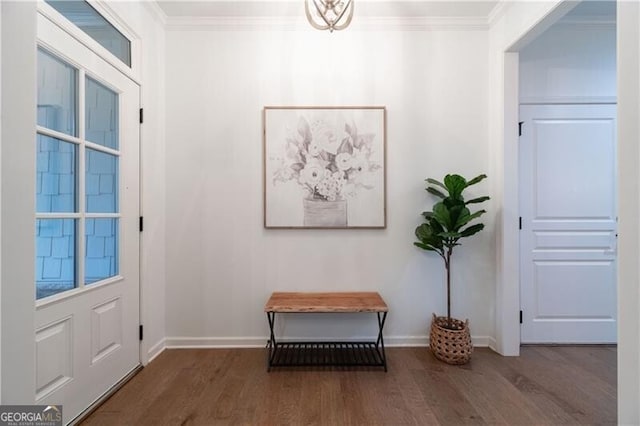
[426,187,446,199]
[429,216,444,234]
[426,178,447,191]
[414,173,489,251]
[448,205,467,230]
[466,196,490,205]
[443,197,465,210]
[415,223,431,240]
[414,242,443,254]
[466,209,487,222]
[444,174,467,200]
[290,163,304,172]
[414,242,433,250]
[466,174,487,187]
[452,207,471,229]
[416,224,445,248]
[432,202,453,229]
[460,223,484,237]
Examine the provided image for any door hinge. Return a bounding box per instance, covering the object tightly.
[139,325,143,341]
[518,121,524,137]
[519,216,522,230]
[520,310,523,324]
[139,108,144,124]
[139,216,144,232]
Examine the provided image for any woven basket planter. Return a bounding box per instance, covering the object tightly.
[429,313,473,365]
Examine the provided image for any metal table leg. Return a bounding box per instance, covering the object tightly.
[376,312,388,372]
[266,311,277,372]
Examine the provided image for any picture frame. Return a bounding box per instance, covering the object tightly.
[263,106,386,229]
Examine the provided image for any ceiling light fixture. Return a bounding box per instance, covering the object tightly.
[305,0,354,32]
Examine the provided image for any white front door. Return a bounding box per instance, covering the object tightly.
[35,13,140,423]
[519,104,617,344]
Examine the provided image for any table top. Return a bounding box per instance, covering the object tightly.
[264,292,388,313]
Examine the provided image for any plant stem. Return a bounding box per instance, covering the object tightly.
[446,246,452,328]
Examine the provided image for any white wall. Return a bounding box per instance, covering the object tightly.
[164,26,494,346]
[519,24,616,101]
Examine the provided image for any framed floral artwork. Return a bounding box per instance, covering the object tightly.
[264,106,386,228]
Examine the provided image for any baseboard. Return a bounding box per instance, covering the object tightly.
[487,336,498,352]
[147,338,166,363]
[164,335,493,349]
[165,336,268,348]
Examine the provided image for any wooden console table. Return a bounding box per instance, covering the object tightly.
[264,292,388,371]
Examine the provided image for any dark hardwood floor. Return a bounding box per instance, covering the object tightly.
[82,346,616,425]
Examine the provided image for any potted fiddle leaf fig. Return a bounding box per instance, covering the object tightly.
[414,173,489,365]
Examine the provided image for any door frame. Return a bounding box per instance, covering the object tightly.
[495,1,584,356]
[496,0,620,354]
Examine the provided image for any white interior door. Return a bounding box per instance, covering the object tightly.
[35,13,140,423]
[519,104,617,344]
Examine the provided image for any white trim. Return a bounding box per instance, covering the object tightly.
[487,336,498,353]
[520,96,617,105]
[166,337,268,349]
[146,338,166,364]
[164,335,493,349]
[141,0,168,26]
[165,16,489,32]
[487,1,509,27]
[35,275,124,309]
[497,0,598,356]
[495,51,521,356]
[37,0,141,85]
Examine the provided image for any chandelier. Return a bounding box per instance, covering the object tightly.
[305,0,354,32]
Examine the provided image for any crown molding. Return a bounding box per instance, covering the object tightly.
[143,0,168,26]
[165,15,489,31]
[487,1,508,27]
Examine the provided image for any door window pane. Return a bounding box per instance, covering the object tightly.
[86,149,118,213]
[36,219,76,299]
[86,77,119,150]
[45,0,131,67]
[37,134,77,213]
[37,48,77,136]
[85,218,118,284]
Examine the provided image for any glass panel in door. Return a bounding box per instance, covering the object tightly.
[84,75,120,285]
[36,48,79,300]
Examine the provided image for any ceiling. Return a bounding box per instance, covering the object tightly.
[155,0,501,19]
[155,0,617,27]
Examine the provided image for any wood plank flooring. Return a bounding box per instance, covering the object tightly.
[82,346,616,425]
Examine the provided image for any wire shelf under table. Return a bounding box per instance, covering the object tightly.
[267,341,385,368]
